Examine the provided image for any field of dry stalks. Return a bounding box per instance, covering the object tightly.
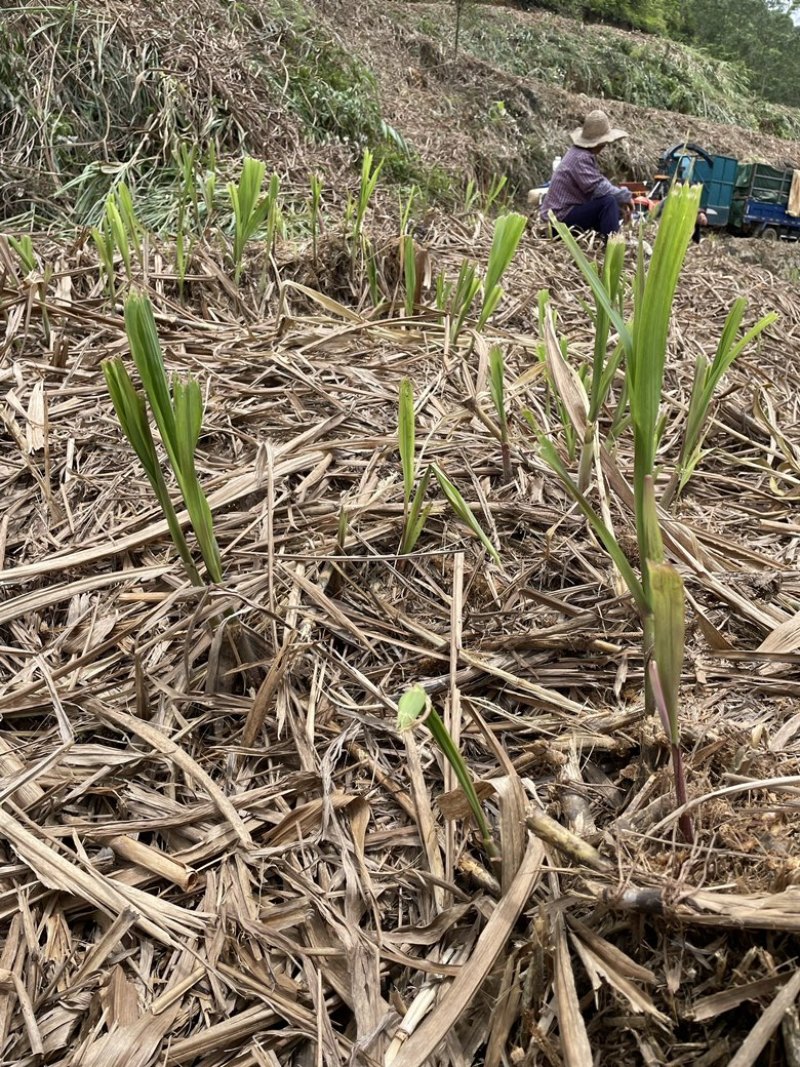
[3,1,800,1065]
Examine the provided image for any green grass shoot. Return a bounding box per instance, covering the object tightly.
[91,219,117,297]
[8,235,36,274]
[398,377,415,507]
[431,464,501,564]
[530,418,647,614]
[578,234,626,490]
[450,260,481,342]
[650,561,693,843]
[397,378,432,555]
[310,173,323,264]
[477,211,527,329]
[227,157,280,283]
[463,177,479,213]
[103,358,202,587]
[116,182,143,267]
[399,467,433,555]
[665,299,776,503]
[365,240,381,308]
[552,185,701,605]
[105,294,224,585]
[397,684,497,857]
[399,185,418,235]
[489,345,512,482]
[484,174,508,213]
[402,235,417,317]
[353,147,382,249]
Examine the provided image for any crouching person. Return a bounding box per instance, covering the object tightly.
[540,111,633,240]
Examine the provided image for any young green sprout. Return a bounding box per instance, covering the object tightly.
[463,177,479,214]
[536,184,779,834]
[477,212,527,329]
[397,378,432,555]
[401,234,417,318]
[202,144,217,224]
[104,193,133,280]
[489,345,512,483]
[431,464,501,564]
[310,173,323,265]
[91,219,117,297]
[551,184,702,610]
[450,260,481,343]
[578,234,626,491]
[397,685,497,858]
[365,240,382,309]
[115,183,143,268]
[664,298,776,504]
[484,174,508,214]
[352,148,383,255]
[435,270,452,318]
[228,158,280,283]
[175,145,199,300]
[9,235,51,344]
[649,562,694,843]
[399,185,418,236]
[398,377,416,509]
[103,358,202,587]
[104,294,223,586]
[8,234,36,275]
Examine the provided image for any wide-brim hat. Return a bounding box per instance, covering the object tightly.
[571,110,628,148]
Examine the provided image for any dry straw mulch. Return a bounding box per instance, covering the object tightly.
[2,216,800,1066]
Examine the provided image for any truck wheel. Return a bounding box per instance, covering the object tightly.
[759,226,780,241]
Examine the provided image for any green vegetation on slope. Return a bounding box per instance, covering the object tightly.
[511,0,800,112]
[0,0,437,226]
[511,0,681,34]
[407,4,800,138]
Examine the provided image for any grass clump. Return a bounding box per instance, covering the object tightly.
[103,295,223,587]
[228,159,283,283]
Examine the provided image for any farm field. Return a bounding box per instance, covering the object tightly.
[2,1,800,1065]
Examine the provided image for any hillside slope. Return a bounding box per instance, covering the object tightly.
[317,0,800,190]
[400,2,800,136]
[5,0,800,222]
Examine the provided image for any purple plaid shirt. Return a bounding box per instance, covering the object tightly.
[540,146,632,222]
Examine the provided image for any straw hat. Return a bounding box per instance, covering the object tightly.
[571,110,628,148]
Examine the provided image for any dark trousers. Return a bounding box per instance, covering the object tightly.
[562,194,621,238]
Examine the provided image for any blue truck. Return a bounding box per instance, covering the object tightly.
[659,143,800,240]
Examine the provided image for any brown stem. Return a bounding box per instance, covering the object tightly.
[661,468,680,509]
[500,438,512,484]
[671,740,695,844]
